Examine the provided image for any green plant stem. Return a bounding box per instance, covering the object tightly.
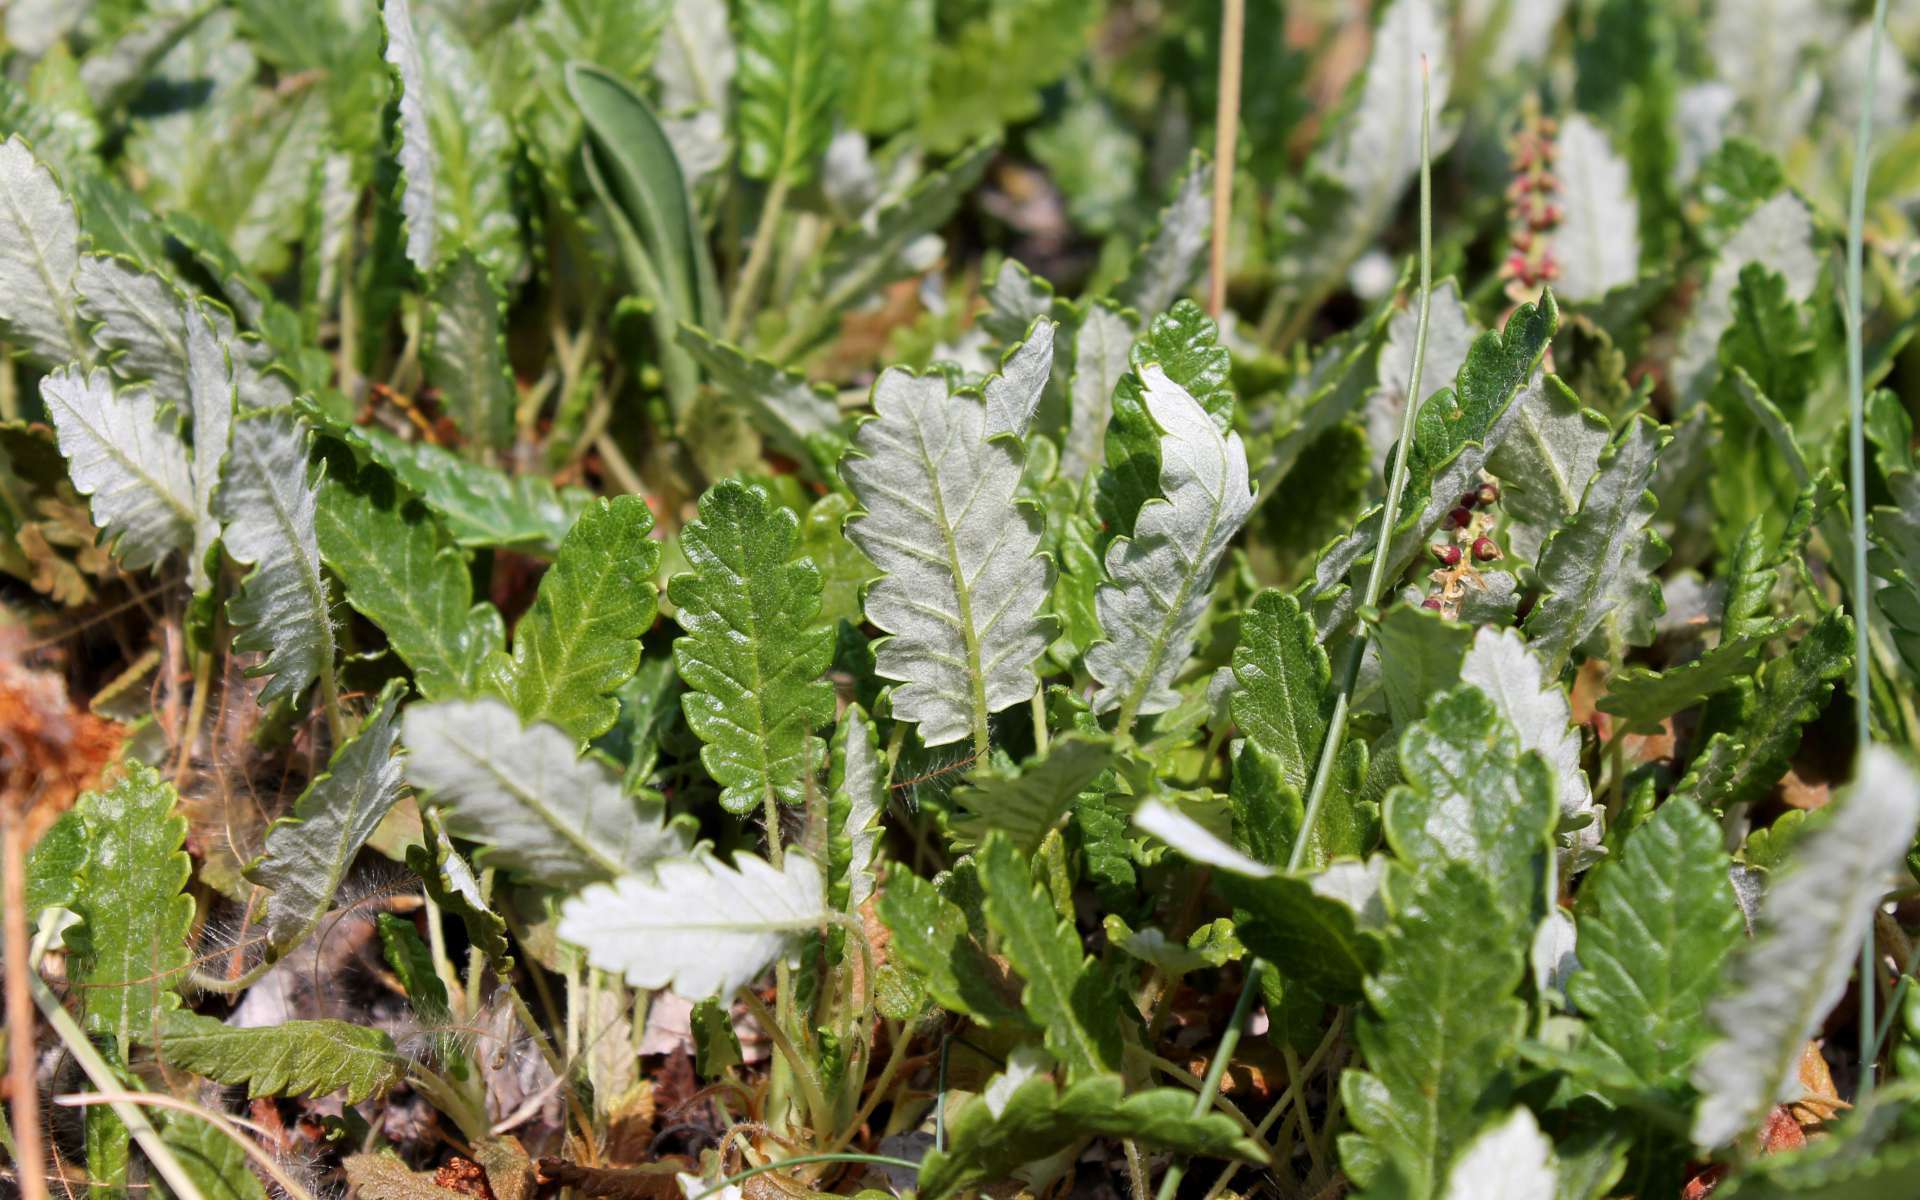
[725,176,792,342]
[690,1152,922,1200]
[25,969,205,1200]
[1848,0,1891,1101]
[1151,957,1265,1200]
[55,1093,319,1200]
[1199,1009,1345,1200]
[1031,690,1050,755]
[1291,60,1436,874]
[739,988,833,1142]
[826,1020,914,1153]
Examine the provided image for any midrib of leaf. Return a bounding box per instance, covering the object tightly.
[730,518,785,820]
[999,884,1109,1076]
[774,13,813,184]
[1,175,82,356]
[1116,463,1230,738]
[1508,401,1586,517]
[259,461,338,675]
[90,262,181,364]
[69,400,195,528]
[910,408,991,755]
[524,563,622,721]
[319,515,465,669]
[436,724,626,878]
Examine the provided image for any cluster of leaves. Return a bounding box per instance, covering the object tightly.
[8,2,1920,1200]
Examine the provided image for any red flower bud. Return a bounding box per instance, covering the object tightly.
[1449,507,1474,529]
[1421,597,1444,611]
[1471,537,1501,562]
[1432,543,1463,566]
[1475,483,1500,506]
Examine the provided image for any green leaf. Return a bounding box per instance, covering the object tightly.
[1339,863,1528,1199]
[875,870,1026,1025]
[156,1009,405,1104]
[949,733,1116,853]
[1061,300,1135,484]
[24,808,85,916]
[842,369,1052,749]
[1089,365,1253,725]
[376,912,449,1022]
[1486,375,1612,566]
[692,995,744,1077]
[979,832,1122,1079]
[505,495,660,744]
[403,697,690,885]
[1676,609,1853,812]
[734,0,838,187]
[40,365,195,572]
[311,414,591,554]
[1596,631,1780,737]
[832,0,931,135]
[68,763,194,1058]
[1218,870,1383,1004]
[1096,299,1234,538]
[405,807,512,972]
[1306,296,1558,641]
[571,62,720,412]
[313,456,504,701]
[1523,416,1670,673]
[1230,589,1334,797]
[184,303,235,593]
[1694,749,1920,1147]
[669,480,835,814]
[1721,1143,1920,1199]
[163,1111,267,1200]
[917,1073,1265,1200]
[380,0,520,277]
[916,0,1098,153]
[678,324,842,478]
[1459,626,1599,865]
[1383,687,1558,925]
[245,681,408,952]
[218,411,338,706]
[423,250,516,454]
[1372,603,1473,728]
[827,704,884,914]
[1569,797,1741,1088]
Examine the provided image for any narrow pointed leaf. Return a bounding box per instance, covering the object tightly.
[828,704,884,914]
[1062,302,1134,482]
[156,1010,405,1105]
[982,317,1055,440]
[1089,364,1254,720]
[558,851,827,1000]
[678,324,842,475]
[245,683,408,952]
[949,733,1115,853]
[423,251,515,454]
[185,304,234,592]
[218,411,336,705]
[669,480,835,814]
[1230,589,1333,794]
[843,368,1052,748]
[380,0,436,271]
[735,0,838,186]
[979,832,1123,1079]
[1115,153,1211,318]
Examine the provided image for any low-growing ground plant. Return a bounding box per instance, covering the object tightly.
[5,1,1920,1198]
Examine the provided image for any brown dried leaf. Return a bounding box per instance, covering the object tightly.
[535,1159,683,1200]
[344,1153,474,1200]
[1787,1041,1847,1127]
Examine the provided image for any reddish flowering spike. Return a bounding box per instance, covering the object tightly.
[1472,537,1501,562]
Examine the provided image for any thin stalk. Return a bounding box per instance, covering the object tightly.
[54,1093,319,1200]
[1151,958,1265,1200]
[739,988,833,1141]
[3,806,46,1200]
[1031,690,1050,755]
[826,1021,914,1153]
[1848,0,1890,1100]
[1290,59,1436,874]
[1208,0,1246,320]
[725,177,793,342]
[26,969,205,1200]
[690,1152,922,1200]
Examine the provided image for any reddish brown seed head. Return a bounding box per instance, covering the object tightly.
[1475,482,1501,506]
[1432,543,1463,566]
[1471,537,1501,562]
[1449,507,1474,529]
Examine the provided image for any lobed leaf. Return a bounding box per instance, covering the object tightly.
[403,697,690,885]
[41,365,194,572]
[949,733,1115,854]
[558,850,828,1000]
[668,480,835,814]
[734,0,838,187]
[157,1010,405,1104]
[842,368,1052,748]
